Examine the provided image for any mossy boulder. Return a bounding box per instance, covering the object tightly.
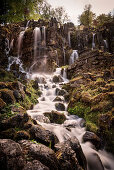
[44,111,66,124]
[0,89,15,104]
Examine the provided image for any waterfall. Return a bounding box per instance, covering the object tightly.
[92,33,95,50]
[68,31,71,47]
[27,69,114,170]
[25,20,30,30]
[10,39,14,50]
[63,48,66,65]
[104,40,108,49]
[63,68,67,79]
[55,50,59,66]
[17,31,25,57]
[69,50,79,65]
[42,26,46,46]
[34,27,41,59]
[5,38,10,55]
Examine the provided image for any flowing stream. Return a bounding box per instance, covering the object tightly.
[27,68,114,170]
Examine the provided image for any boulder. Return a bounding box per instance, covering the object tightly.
[0,89,15,104]
[19,140,59,170]
[15,130,30,141]
[23,160,49,170]
[0,128,16,140]
[55,103,65,111]
[55,88,67,96]
[83,131,101,149]
[53,75,63,83]
[0,113,29,131]
[53,96,63,102]
[55,137,87,170]
[0,139,24,170]
[44,111,66,124]
[29,125,58,148]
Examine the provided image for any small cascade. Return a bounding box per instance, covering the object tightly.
[63,68,67,79]
[17,31,25,57]
[55,50,59,66]
[25,20,30,30]
[69,50,79,65]
[42,26,46,46]
[104,40,108,49]
[10,39,14,50]
[34,27,41,59]
[68,31,71,47]
[63,47,66,65]
[92,33,95,50]
[5,38,10,55]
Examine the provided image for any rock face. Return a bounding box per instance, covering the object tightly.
[53,75,63,83]
[19,140,59,170]
[0,139,25,170]
[55,137,87,170]
[44,111,66,124]
[29,125,59,148]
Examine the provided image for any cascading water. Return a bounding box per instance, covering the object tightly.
[42,26,46,46]
[63,68,67,80]
[55,50,59,66]
[104,40,108,49]
[68,31,71,47]
[27,68,114,170]
[92,33,95,50]
[10,39,14,50]
[25,20,30,30]
[5,38,10,55]
[63,47,66,65]
[34,27,41,59]
[69,50,79,65]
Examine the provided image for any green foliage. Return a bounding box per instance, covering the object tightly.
[0,69,16,82]
[96,13,113,27]
[78,4,96,27]
[68,102,91,117]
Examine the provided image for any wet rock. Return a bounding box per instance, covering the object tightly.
[19,140,59,170]
[53,96,63,102]
[83,131,101,149]
[0,113,29,131]
[34,114,50,123]
[0,89,15,104]
[32,80,39,90]
[0,128,16,140]
[0,139,24,170]
[23,160,49,170]
[44,111,66,124]
[13,90,21,102]
[55,103,65,111]
[55,136,87,170]
[29,125,58,148]
[64,93,70,102]
[15,130,30,141]
[53,75,63,83]
[55,88,68,96]
[52,84,56,88]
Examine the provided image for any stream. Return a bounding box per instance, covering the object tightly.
[27,68,114,170]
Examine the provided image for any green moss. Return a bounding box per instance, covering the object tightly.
[0,69,16,82]
[86,121,98,133]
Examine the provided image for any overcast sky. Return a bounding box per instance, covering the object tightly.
[47,0,114,25]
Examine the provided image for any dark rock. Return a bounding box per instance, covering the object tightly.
[55,136,87,170]
[0,113,29,131]
[52,85,56,88]
[53,96,63,102]
[29,125,58,148]
[13,90,21,101]
[53,75,63,83]
[64,93,70,102]
[19,140,59,170]
[0,139,24,170]
[15,131,30,141]
[0,89,15,104]
[55,103,65,111]
[23,160,49,170]
[32,80,39,90]
[0,98,6,110]
[0,128,16,140]
[55,88,67,96]
[83,131,101,149]
[44,111,66,124]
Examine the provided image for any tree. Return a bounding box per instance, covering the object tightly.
[54,7,69,24]
[78,4,95,27]
[96,13,113,27]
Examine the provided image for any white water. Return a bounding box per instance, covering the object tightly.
[42,26,46,46]
[27,68,114,170]
[104,40,108,49]
[92,33,95,50]
[68,31,71,47]
[69,50,79,65]
[17,31,25,57]
[63,47,66,65]
[34,27,41,59]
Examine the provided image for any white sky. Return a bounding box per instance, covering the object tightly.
[47,0,114,25]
